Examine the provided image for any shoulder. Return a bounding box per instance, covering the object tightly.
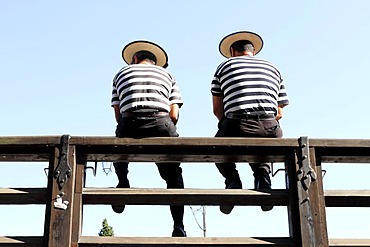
[214,57,237,73]
[252,57,278,67]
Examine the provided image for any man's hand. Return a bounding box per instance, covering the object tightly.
[169,104,179,125]
[212,96,225,120]
[276,106,283,121]
[113,105,121,123]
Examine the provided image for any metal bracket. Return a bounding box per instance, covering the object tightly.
[85,162,97,177]
[271,163,286,177]
[54,135,72,190]
[297,136,317,191]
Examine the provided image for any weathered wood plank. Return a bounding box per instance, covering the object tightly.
[70,136,299,147]
[310,139,370,148]
[0,136,61,146]
[85,154,286,163]
[285,151,302,245]
[0,188,47,204]
[321,156,370,163]
[325,190,370,207]
[310,139,370,163]
[78,236,293,246]
[329,238,370,246]
[0,136,59,162]
[82,188,289,206]
[46,146,76,247]
[0,236,43,246]
[72,162,85,246]
[0,154,50,161]
[307,148,328,246]
[74,137,294,163]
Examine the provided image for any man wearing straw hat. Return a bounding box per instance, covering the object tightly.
[211,31,289,214]
[111,40,186,237]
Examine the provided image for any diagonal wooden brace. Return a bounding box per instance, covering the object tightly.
[54,135,72,190]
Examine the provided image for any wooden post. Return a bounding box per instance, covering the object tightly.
[71,154,86,247]
[307,148,329,246]
[44,142,76,247]
[285,149,302,245]
[286,137,329,247]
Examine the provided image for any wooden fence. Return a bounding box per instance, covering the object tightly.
[0,135,370,247]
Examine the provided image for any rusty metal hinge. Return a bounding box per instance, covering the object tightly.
[297,136,317,191]
[54,135,72,190]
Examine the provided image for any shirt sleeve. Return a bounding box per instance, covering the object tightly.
[111,80,120,107]
[169,76,184,108]
[277,79,289,106]
[211,75,223,96]
[211,62,225,96]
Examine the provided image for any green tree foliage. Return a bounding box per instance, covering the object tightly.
[99,218,114,236]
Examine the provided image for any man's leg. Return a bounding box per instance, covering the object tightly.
[215,162,242,214]
[250,163,273,211]
[214,126,242,214]
[156,163,186,237]
[111,162,130,213]
[216,162,243,189]
[113,162,130,187]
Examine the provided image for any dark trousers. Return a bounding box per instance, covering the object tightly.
[114,116,185,228]
[215,117,283,189]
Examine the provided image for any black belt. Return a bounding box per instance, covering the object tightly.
[226,113,275,120]
[121,111,169,118]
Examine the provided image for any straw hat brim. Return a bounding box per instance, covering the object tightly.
[122,40,168,68]
[219,31,264,58]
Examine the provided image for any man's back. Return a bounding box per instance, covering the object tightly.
[212,56,288,115]
[112,64,181,113]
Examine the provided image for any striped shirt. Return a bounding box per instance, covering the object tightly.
[111,64,183,113]
[211,56,289,115]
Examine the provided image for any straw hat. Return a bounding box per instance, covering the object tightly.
[122,40,168,68]
[219,31,264,58]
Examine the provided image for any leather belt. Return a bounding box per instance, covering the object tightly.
[226,113,275,120]
[121,111,169,118]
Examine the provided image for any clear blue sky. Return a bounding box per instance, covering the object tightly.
[1,0,369,238]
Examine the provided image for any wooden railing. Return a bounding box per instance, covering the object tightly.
[0,136,370,247]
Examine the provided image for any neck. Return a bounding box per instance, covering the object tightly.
[138,60,155,65]
[233,51,254,57]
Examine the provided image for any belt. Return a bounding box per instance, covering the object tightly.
[226,113,275,120]
[121,111,169,118]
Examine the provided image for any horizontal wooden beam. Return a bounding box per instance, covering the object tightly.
[0,188,47,204]
[0,236,43,246]
[0,136,61,146]
[70,137,299,147]
[75,137,295,163]
[78,236,292,246]
[325,190,370,207]
[82,188,289,207]
[85,154,286,163]
[3,188,369,208]
[2,136,370,164]
[321,156,370,163]
[310,139,370,148]
[1,236,369,247]
[0,154,50,162]
[329,238,370,246]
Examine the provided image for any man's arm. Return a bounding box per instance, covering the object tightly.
[169,104,180,125]
[212,95,225,120]
[113,105,121,124]
[276,105,286,121]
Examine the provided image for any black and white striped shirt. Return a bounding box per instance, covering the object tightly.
[111,64,183,113]
[211,56,289,115]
